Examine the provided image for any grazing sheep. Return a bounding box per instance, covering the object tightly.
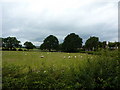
[40,56,44,58]
[74,56,77,58]
[68,56,71,59]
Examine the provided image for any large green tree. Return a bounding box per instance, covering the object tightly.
[62,33,82,52]
[40,35,59,51]
[85,36,99,51]
[2,37,21,50]
[24,41,35,50]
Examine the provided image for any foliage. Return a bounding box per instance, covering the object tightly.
[108,42,120,50]
[24,41,35,50]
[18,48,23,51]
[98,41,107,49]
[40,35,59,51]
[2,37,21,50]
[85,36,99,51]
[62,33,82,52]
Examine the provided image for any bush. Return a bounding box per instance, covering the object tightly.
[12,48,16,51]
[18,49,23,51]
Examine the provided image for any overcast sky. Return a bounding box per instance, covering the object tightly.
[1,0,119,46]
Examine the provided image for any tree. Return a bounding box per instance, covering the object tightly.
[85,36,99,51]
[40,35,59,51]
[108,42,119,50]
[24,41,35,50]
[58,43,63,51]
[2,37,21,50]
[40,43,45,50]
[62,33,82,52]
[98,41,107,49]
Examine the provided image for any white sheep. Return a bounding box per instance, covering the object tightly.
[40,56,44,58]
[74,56,77,58]
[68,56,71,59]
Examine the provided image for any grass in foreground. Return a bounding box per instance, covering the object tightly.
[2,50,120,89]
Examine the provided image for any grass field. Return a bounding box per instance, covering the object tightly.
[3,51,95,69]
[2,50,120,89]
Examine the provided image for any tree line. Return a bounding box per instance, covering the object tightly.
[1,37,35,51]
[0,33,120,52]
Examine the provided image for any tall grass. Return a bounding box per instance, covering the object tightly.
[2,50,120,89]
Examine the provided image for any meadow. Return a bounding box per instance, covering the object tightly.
[2,50,120,89]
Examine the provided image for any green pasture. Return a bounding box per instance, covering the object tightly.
[2,51,96,70]
[2,50,120,89]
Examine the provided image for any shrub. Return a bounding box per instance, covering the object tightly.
[18,49,23,51]
[12,48,16,51]
[2,48,9,51]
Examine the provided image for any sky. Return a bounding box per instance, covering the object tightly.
[1,0,119,46]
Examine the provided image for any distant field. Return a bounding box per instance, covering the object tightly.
[2,51,95,69]
[2,50,120,89]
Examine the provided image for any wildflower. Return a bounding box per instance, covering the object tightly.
[44,71,46,73]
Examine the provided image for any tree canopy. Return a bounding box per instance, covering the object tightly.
[40,35,59,51]
[98,41,107,49]
[24,41,35,50]
[1,35,119,51]
[2,37,21,50]
[62,33,82,52]
[85,36,99,51]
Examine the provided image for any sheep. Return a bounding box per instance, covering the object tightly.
[40,56,44,58]
[74,56,77,58]
[68,56,71,59]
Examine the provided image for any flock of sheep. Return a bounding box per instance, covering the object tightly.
[23,52,84,59]
[40,54,83,59]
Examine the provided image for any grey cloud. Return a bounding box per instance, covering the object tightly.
[2,0,118,46]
